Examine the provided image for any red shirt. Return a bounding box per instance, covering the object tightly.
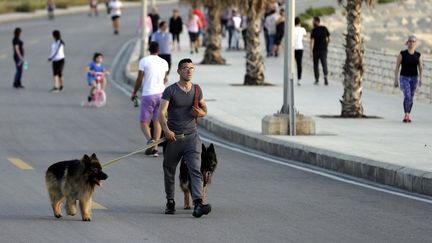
[193,9,206,29]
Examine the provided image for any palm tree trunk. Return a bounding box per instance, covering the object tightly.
[201,4,226,64]
[244,18,265,85]
[340,0,364,117]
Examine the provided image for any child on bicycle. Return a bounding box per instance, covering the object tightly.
[85,52,109,102]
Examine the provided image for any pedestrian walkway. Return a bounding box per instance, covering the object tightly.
[126,28,432,194]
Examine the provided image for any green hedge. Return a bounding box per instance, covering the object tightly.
[298,6,336,32]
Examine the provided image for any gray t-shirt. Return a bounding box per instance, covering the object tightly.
[161,83,203,135]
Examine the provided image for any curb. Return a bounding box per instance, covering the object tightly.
[116,38,432,198]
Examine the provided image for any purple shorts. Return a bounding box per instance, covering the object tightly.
[140,94,162,122]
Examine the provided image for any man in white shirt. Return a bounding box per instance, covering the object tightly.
[131,42,169,157]
[109,0,123,35]
[294,17,307,86]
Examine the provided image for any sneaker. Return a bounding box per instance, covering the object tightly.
[297,80,301,86]
[145,139,155,155]
[403,115,409,123]
[192,201,211,218]
[165,199,175,214]
[49,87,58,92]
[59,85,63,91]
[324,77,329,86]
[314,80,319,85]
[149,149,159,157]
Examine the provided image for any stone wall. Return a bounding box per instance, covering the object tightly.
[302,42,432,103]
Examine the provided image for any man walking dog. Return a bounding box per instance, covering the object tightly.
[158,58,210,218]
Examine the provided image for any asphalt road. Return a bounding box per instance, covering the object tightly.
[1,2,432,243]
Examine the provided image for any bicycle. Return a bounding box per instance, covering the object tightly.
[82,71,107,107]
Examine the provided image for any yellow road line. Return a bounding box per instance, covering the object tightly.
[92,201,107,209]
[7,158,34,170]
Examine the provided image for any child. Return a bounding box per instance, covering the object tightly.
[85,53,109,102]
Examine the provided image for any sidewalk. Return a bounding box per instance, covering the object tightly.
[124,30,432,195]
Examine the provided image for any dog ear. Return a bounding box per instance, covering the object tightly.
[202,143,206,152]
[82,154,91,168]
[90,153,98,160]
[83,154,90,161]
[207,143,215,153]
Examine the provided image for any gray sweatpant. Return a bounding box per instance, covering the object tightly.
[163,132,203,201]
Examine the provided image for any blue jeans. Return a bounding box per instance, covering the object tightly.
[13,57,23,87]
[399,75,418,113]
[267,34,276,55]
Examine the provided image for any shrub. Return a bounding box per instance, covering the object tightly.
[298,6,336,32]
[378,0,394,3]
[15,2,36,13]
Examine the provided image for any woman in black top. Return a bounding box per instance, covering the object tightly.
[169,9,183,51]
[12,27,25,89]
[394,35,424,123]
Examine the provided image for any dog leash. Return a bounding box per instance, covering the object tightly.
[102,134,185,168]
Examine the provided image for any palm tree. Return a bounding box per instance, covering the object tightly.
[239,0,267,85]
[181,0,230,64]
[338,0,375,117]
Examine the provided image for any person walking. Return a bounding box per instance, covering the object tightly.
[225,8,234,50]
[148,6,160,35]
[169,9,183,52]
[158,58,211,218]
[151,21,173,72]
[47,0,55,20]
[264,9,279,57]
[109,0,123,35]
[186,9,200,54]
[12,27,25,89]
[88,0,98,17]
[272,8,285,57]
[294,17,307,86]
[48,30,65,93]
[231,10,242,50]
[310,16,330,85]
[131,42,168,157]
[394,35,424,123]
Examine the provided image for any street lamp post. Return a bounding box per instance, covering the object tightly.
[140,0,148,58]
[282,0,296,135]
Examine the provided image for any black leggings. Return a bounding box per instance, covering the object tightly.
[295,50,303,80]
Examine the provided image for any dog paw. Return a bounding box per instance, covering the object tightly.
[82,217,91,222]
[68,213,76,216]
[54,214,62,218]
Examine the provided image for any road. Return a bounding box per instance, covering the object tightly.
[0,2,432,243]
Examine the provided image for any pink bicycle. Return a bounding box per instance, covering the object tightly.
[82,71,107,107]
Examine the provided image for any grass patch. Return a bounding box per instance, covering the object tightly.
[298,6,336,32]
[377,0,395,3]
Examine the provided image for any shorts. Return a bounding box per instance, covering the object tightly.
[52,59,65,77]
[188,32,198,42]
[172,33,180,42]
[140,93,162,122]
[111,15,120,21]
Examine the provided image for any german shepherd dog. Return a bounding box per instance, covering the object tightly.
[45,153,108,221]
[180,143,218,209]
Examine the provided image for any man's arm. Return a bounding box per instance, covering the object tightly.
[158,99,176,141]
[164,71,169,84]
[14,45,24,64]
[193,98,207,118]
[131,70,144,100]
